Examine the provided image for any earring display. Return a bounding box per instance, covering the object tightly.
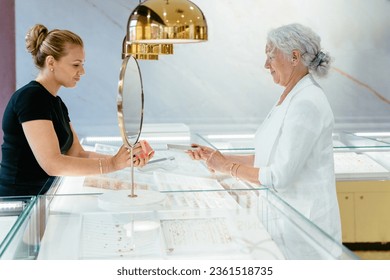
[75,211,284,259]
[161,217,235,255]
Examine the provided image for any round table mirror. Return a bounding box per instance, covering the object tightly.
[98,55,165,210]
[117,55,144,149]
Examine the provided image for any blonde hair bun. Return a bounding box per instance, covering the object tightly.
[25,24,48,56]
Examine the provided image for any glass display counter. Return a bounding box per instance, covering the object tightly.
[195,130,390,180]
[331,133,390,244]
[0,196,37,259]
[332,132,390,180]
[55,136,260,196]
[192,129,390,245]
[333,131,390,152]
[61,127,390,245]
[5,126,388,259]
[194,126,390,250]
[0,125,362,259]
[0,189,357,260]
[78,126,390,181]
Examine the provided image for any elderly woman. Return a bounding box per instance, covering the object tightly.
[188,23,341,245]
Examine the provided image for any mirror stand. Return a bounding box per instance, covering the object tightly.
[97,55,166,211]
[128,147,137,198]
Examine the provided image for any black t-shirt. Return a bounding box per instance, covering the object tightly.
[0,81,73,195]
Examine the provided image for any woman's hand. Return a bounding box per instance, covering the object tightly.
[109,145,133,171]
[186,144,214,161]
[187,144,230,174]
[132,141,155,167]
[205,150,231,174]
[111,141,155,171]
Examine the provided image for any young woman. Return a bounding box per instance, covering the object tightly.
[0,24,153,196]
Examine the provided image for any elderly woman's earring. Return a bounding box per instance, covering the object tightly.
[50,68,54,72]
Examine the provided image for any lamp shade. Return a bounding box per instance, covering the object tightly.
[127,0,208,44]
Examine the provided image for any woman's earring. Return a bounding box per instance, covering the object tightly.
[291,56,297,65]
[50,68,54,72]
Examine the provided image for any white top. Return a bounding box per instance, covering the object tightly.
[254,74,342,242]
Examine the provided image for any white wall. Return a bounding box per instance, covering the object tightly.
[15,0,390,137]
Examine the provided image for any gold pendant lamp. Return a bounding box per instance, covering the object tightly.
[122,0,208,60]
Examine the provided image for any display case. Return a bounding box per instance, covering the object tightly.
[57,125,261,196]
[7,126,386,259]
[1,125,358,259]
[0,188,357,260]
[0,196,37,259]
[195,129,390,245]
[331,132,390,244]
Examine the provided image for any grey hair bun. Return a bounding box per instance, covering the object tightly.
[307,51,332,78]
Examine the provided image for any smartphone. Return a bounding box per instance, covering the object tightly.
[166,144,199,151]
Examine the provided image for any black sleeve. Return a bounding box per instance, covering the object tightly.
[14,87,52,123]
[57,96,71,123]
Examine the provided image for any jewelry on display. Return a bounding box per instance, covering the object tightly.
[161,217,233,254]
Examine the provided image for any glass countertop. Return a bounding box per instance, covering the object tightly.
[1,190,357,260]
[195,131,390,153]
[55,141,264,196]
[333,132,390,152]
[76,129,390,191]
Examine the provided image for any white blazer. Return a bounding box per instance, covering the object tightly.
[254,74,341,242]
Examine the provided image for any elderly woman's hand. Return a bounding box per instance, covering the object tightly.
[186,144,214,161]
[205,150,231,174]
[187,144,231,174]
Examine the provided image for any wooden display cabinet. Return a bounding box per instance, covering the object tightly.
[337,180,390,244]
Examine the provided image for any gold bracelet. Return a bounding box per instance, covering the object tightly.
[234,164,241,179]
[98,158,103,174]
[229,163,236,177]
